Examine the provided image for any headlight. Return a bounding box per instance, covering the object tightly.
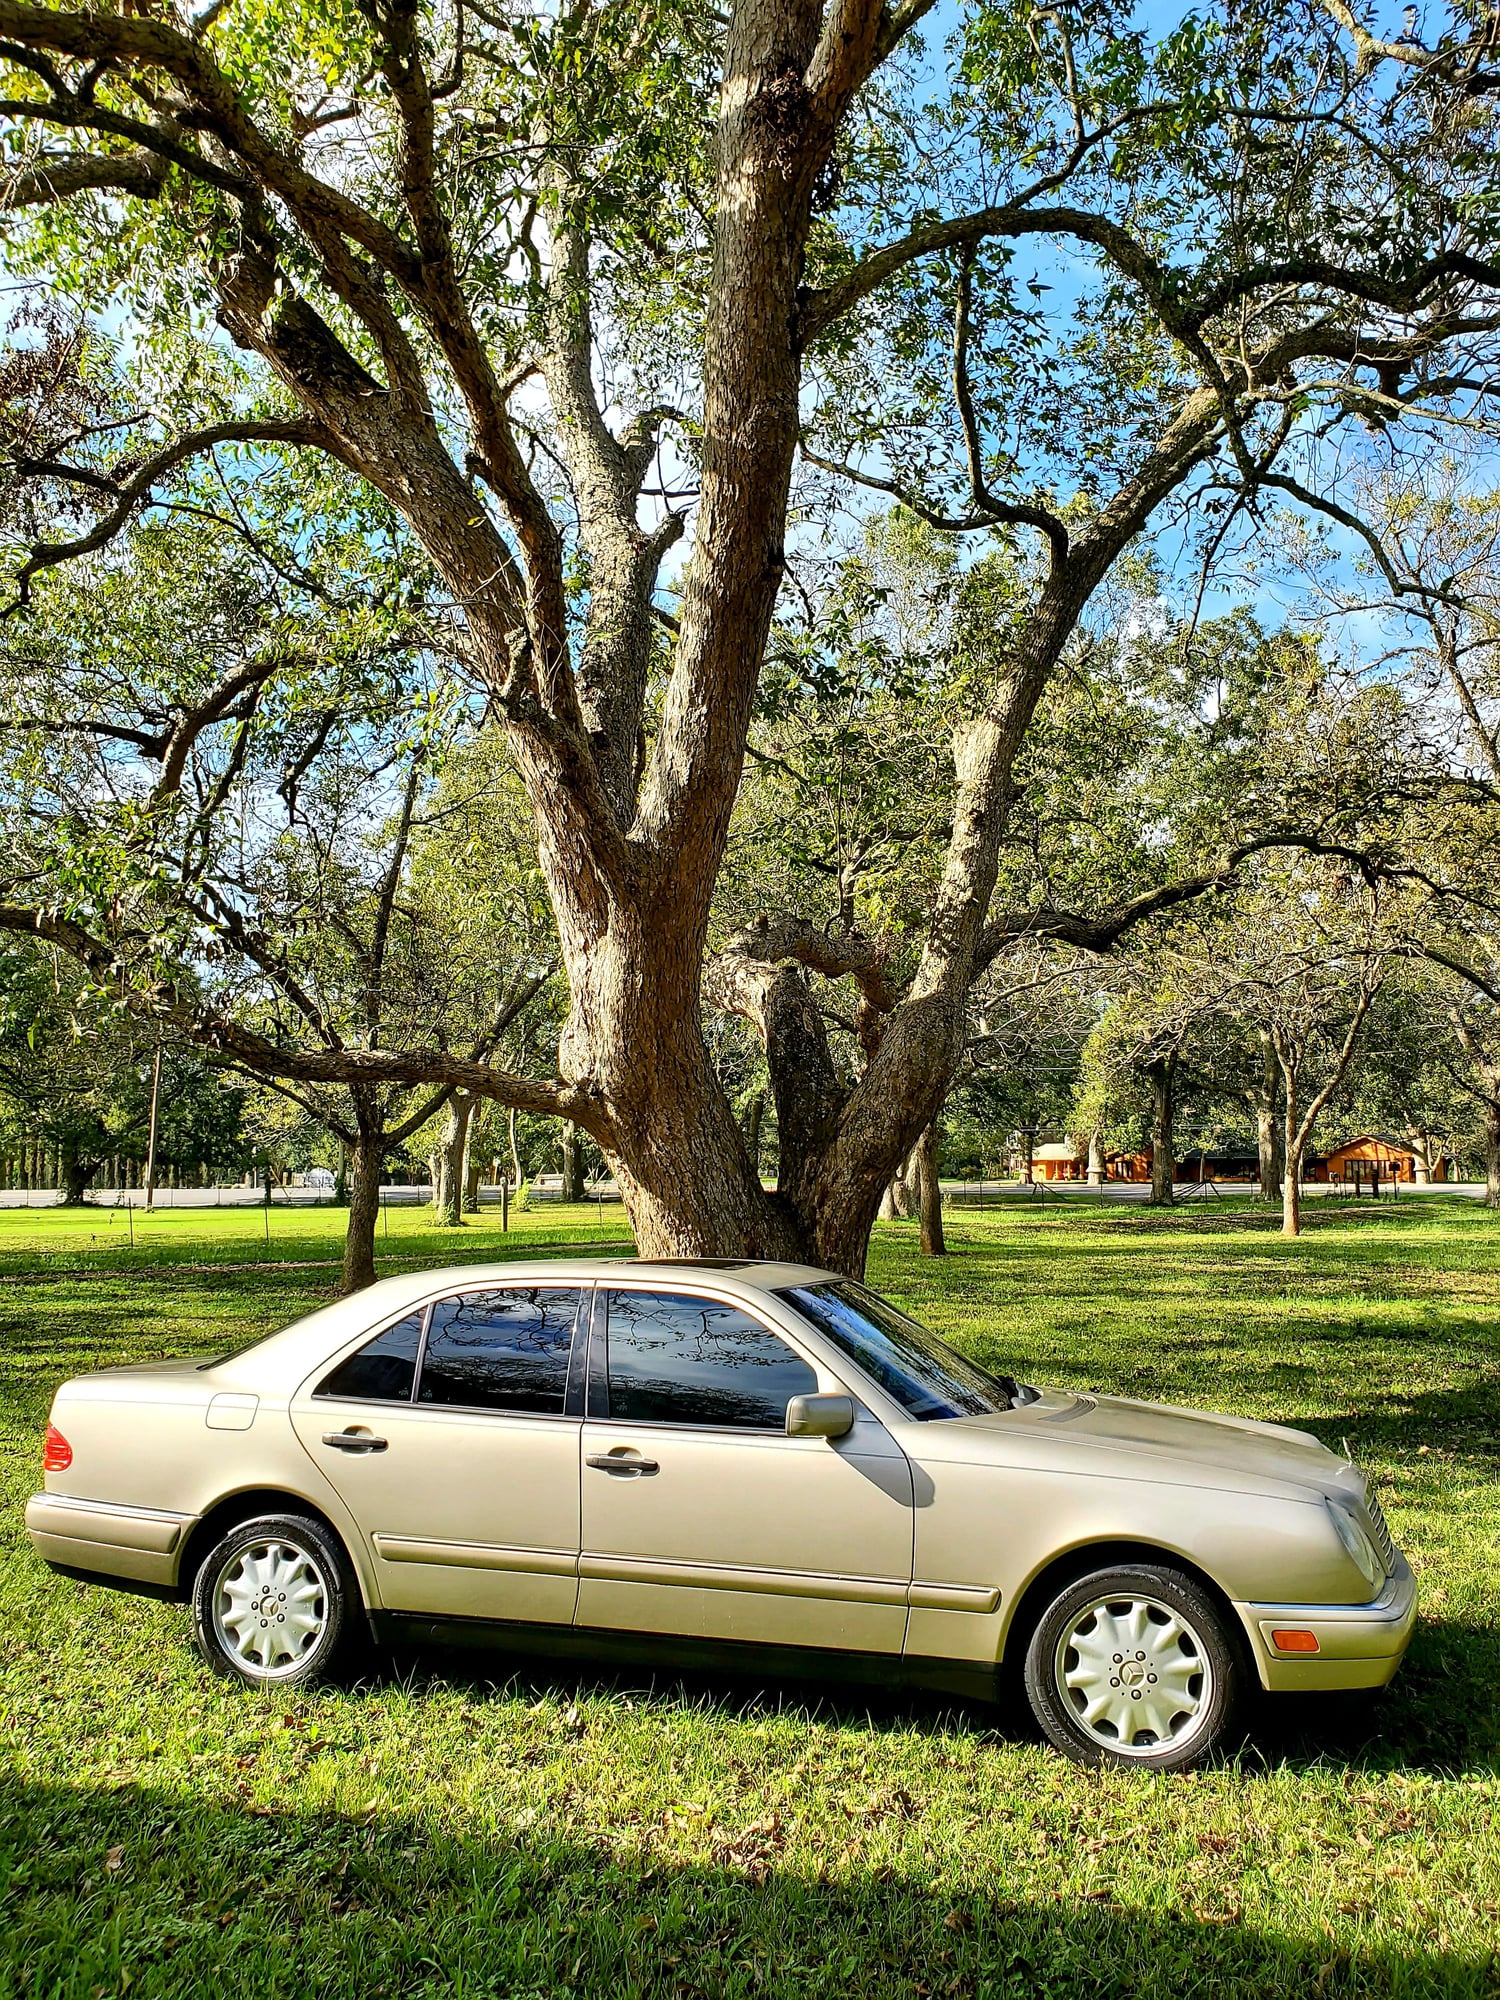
[1328,1500,1383,1588]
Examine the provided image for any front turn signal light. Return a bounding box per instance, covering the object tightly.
[1271,1628,1320,1653]
[42,1425,72,1473]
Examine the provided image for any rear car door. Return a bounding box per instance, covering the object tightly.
[577,1285,913,1655]
[289,1285,584,1625]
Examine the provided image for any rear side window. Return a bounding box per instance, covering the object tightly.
[418,1288,581,1415]
[316,1313,426,1402]
[603,1290,816,1429]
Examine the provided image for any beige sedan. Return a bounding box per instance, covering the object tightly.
[26,1258,1415,1769]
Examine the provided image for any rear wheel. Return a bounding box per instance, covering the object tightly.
[191,1512,359,1688]
[1023,1562,1243,1771]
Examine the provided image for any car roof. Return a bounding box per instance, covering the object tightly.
[363,1255,838,1298]
[207,1256,842,1391]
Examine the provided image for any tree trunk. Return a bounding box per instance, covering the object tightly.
[434,1094,474,1227]
[1253,1034,1282,1200]
[915,1123,946,1256]
[508,1105,523,1190]
[343,1128,384,1293]
[560,1119,586,1203]
[1147,1054,1178,1208]
[1408,1128,1431,1185]
[58,1137,88,1206]
[1484,1100,1500,1209]
[464,1144,483,1214]
[1282,1074,1303,1238]
[886,1153,918,1219]
[743,1094,765,1183]
[144,1046,162,1211]
[1086,1129,1104,1186]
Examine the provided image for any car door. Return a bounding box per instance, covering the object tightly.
[289,1285,584,1625]
[576,1285,914,1655]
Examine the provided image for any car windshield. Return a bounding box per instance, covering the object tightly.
[777,1280,1017,1421]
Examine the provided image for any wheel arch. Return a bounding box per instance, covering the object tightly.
[997,1537,1245,1684]
[177,1488,371,1619]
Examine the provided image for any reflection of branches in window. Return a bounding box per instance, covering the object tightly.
[606,1293,802,1373]
[431,1287,575,1358]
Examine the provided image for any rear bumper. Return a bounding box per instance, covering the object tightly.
[1236,1552,1418,1691]
[25,1492,192,1591]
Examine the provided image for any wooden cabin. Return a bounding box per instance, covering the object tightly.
[1177,1150,1260,1184]
[1310,1135,1447,1186]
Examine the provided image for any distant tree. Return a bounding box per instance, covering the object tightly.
[0,940,248,1200]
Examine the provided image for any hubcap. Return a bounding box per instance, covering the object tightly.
[1055,1592,1212,1755]
[212,1538,329,1678]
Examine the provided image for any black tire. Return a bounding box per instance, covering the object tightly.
[1023,1562,1243,1772]
[191,1512,360,1689]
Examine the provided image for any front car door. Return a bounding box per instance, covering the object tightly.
[289,1284,584,1625]
[577,1285,914,1656]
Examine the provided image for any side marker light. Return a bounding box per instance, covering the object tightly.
[1271,1628,1320,1653]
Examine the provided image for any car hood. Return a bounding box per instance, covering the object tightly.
[924,1388,1361,1502]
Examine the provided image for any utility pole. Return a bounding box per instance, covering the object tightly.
[144,1048,162,1212]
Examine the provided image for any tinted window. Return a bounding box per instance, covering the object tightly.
[418,1288,580,1415]
[778,1282,1014,1421]
[605,1290,816,1429]
[317,1312,425,1402]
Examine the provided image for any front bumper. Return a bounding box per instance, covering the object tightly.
[1235,1552,1418,1691]
[25,1491,192,1591]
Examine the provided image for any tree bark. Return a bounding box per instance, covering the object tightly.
[1484,1100,1500,1209]
[1086,1129,1104,1186]
[343,1124,384,1293]
[916,1123,946,1257]
[1146,1054,1178,1208]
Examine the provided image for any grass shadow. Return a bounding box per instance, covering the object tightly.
[1,1767,1495,1999]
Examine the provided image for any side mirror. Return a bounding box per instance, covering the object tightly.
[786,1393,854,1439]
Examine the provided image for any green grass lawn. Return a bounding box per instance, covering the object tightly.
[0,1195,633,1277]
[2,1199,1497,1997]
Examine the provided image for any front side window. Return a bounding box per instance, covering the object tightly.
[418,1288,581,1415]
[316,1312,426,1402]
[604,1290,816,1430]
[778,1281,1015,1421]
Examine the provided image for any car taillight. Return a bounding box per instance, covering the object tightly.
[42,1425,72,1473]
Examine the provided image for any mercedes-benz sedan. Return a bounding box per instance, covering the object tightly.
[26,1258,1415,1769]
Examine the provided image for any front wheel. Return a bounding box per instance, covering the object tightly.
[191,1512,359,1688]
[1023,1562,1243,1771]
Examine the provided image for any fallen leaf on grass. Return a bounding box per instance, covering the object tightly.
[104,1846,124,1873]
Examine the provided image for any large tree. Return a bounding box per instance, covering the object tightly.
[4,0,1500,1272]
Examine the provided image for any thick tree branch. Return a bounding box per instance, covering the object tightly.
[0,902,610,1136]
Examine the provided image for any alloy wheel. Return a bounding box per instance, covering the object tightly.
[212,1537,330,1679]
[1053,1590,1212,1756]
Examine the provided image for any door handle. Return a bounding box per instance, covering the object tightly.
[322,1431,388,1453]
[586,1452,658,1476]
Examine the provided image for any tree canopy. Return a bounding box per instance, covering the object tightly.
[5,0,1500,1273]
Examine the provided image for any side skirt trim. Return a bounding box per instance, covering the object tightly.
[369,1610,1004,1703]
